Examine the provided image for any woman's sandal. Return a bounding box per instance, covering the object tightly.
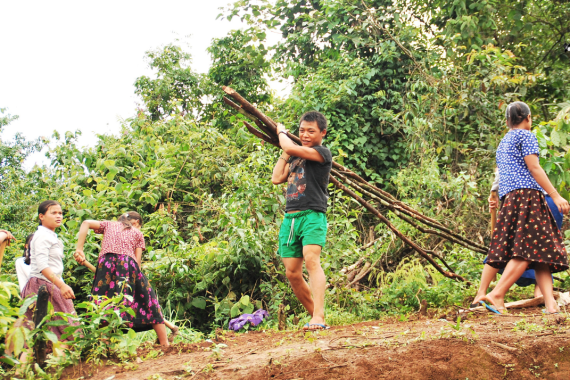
[542,309,560,315]
[477,300,509,315]
[470,298,483,308]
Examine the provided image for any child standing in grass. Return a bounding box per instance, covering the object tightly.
[271,111,332,331]
[74,211,170,346]
[22,201,78,338]
[482,101,569,314]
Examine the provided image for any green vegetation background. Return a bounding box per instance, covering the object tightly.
[1,0,570,376]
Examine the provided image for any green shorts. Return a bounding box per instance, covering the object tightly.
[278,210,327,258]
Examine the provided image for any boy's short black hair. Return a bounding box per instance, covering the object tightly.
[297,178,307,186]
[299,111,327,131]
[506,101,531,128]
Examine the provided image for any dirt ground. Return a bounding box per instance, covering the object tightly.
[62,307,570,380]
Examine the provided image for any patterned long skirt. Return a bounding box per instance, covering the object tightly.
[487,189,568,273]
[22,277,79,341]
[92,253,164,332]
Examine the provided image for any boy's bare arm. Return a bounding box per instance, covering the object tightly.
[276,125,325,163]
[272,152,290,184]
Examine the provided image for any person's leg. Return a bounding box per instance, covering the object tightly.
[485,258,529,310]
[153,323,169,346]
[534,284,543,298]
[473,264,500,304]
[282,257,314,316]
[534,263,559,313]
[303,244,326,327]
[162,320,179,343]
[164,320,176,331]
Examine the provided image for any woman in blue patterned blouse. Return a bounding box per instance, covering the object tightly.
[481,101,569,314]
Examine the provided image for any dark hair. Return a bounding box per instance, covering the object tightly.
[38,200,61,226]
[506,101,531,128]
[297,178,307,186]
[299,111,328,131]
[117,211,143,229]
[23,233,34,265]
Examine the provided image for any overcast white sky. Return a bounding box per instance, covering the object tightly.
[0,1,246,167]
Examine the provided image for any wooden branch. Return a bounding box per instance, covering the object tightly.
[359,237,382,251]
[34,285,50,368]
[242,121,279,147]
[491,341,517,352]
[424,250,455,273]
[332,169,487,253]
[329,175,469,283]
[348,261,371,287]
[223,87,301,144]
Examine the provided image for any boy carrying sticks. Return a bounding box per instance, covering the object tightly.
[271,111,332,331]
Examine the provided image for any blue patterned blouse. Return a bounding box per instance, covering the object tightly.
[496,129,544,199]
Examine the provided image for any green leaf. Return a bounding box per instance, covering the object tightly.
[240,295,250,306]
[191,298,206,309]
[230,303,241,317]
[551,130,561,147]
[44,330,58,343]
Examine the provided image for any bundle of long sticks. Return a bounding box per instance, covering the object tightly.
[222,86,487,284]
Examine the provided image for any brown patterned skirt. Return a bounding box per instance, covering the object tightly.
[487,189,568,273]
[21,277,79,341]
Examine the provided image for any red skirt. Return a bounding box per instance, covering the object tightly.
[22,277,79,341]
[487,189,568,273]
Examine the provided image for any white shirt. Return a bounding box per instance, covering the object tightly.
[15,257,31,293]
[30,225,65,282]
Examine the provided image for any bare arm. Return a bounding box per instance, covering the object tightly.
[75,220,101,263]
[0,230,15,245]
[488,168,499,210]
[135,248,143,267]
[41,267,75,299]
[525,155,570,214]
[276,124,325,163]
[271,153,291,185]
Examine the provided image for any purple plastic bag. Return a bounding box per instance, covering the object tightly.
[229,309,269,331]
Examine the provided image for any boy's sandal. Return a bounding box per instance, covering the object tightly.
[302,323,330,331]
[542,309,560,315]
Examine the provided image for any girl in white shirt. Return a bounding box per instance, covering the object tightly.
[21,200,78,341]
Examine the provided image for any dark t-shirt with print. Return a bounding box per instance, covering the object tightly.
[285,145,332,213]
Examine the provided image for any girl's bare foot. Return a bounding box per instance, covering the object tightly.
[483,293,506,312]
[544,297,560,314]
[471,294,486,306]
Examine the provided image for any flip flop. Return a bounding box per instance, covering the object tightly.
[481,298,509,315]
[478,301,503,315]
[542,309,560,315]
[470,300,481,308]
[302,323,330,331]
